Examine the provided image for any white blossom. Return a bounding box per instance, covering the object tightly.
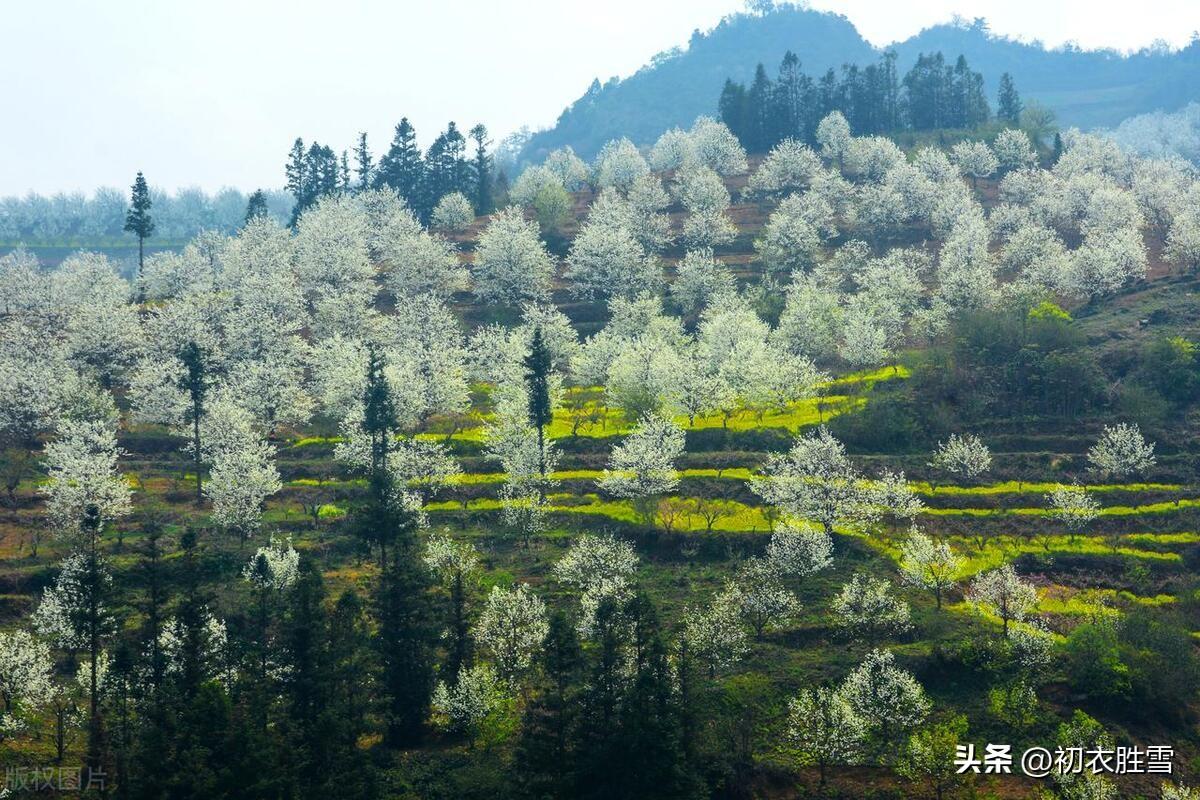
[1087,422,1156,478]
[968,565,1038,636]
[474,584,549,685]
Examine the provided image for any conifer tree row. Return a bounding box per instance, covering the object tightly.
[719,50,1015,150]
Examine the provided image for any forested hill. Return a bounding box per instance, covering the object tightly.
[517,5,1200,165]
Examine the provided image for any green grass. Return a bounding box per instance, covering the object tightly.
[922,498,1200,517]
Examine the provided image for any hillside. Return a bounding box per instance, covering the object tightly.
[4,117,1200,799]
[518,6,1200,165]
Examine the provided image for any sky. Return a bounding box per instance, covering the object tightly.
[3,0,1197,197]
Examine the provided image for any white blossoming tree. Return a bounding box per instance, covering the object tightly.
[598,413,686,525]
[473,583,549,687]
[838,648,930,761]
[40,418,132,543]
[592,138,650,192]
[898,528,962,609]
[787,686,865,785]
[929,433,992,489]
[553,534,638,636]
[969,564,1038,637]
[1086,423,1156,479]
[242,537,301,591]
[0,628,55,739]
[472,207,555,305]
[1046,483,1101,535]
[683,589,749,677]
[431,191,476,232]
[832,573,912,640]
[431,663,504,740]
[751,427,877,536]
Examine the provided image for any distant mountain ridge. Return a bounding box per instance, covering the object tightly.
[517,6,1200,166]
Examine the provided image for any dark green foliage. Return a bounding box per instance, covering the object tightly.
[1063,621,1131,702]
[285,138,341,225]
[375,530,436,748]
[513,611,582,800]
[243,189,270,224]
[124,171,155,282]
[572,596,700,800]
[910,306,1105,425]
[996,72,1022,124]
[524,327,554,477]
[1118,610,1200,722]
[354,132,374,191]
[375,118,425,208]
[720,48,994,151]
[470,124,494,215]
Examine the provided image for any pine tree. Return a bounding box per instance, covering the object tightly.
[283,558,332,786]
[329,591,373,740]
[421,121,469,219]
[718,79,749,144]
[124,171,155,289]
[469,123,494,215]
[178,341,210,506]
[524,326,553,478]
[746,64,773,152]
[285,138,308,222]
[573,598,627,800]
[997,72,1022,125]
[354,132,373,191]
[361,345,399,478]
[339,150,352,193]
[244,189,269,224]
[614,595,698,799]
[374,512,435,747]
[375,118,425,208]
[513,610,581,800]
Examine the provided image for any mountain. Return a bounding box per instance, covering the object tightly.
[517,6,1200,165]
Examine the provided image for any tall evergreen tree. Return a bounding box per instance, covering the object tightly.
[997,72,1022,125]
[745,64,773,152]
[76,504,115,788]
[421,121,469,219]
[375,118,424,208]
[339,150,352,193]
[718,79,750,144]
[178,341,211,506]
[513,610,581,800]
[523,326,553,478]
[614,596,698,799]
[373,500,435,747]
[284,138,308,224]
[124,171,155,289]
[469,123,494,215]
[244,189,269,225]
[354,132,373,191]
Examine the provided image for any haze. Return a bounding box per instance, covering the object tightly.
[3,0,1195,195]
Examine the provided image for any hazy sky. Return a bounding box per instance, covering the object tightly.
[4,0,1196,196]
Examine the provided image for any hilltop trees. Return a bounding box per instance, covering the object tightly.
[721,50,999,151]
[997,72,1022,124]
